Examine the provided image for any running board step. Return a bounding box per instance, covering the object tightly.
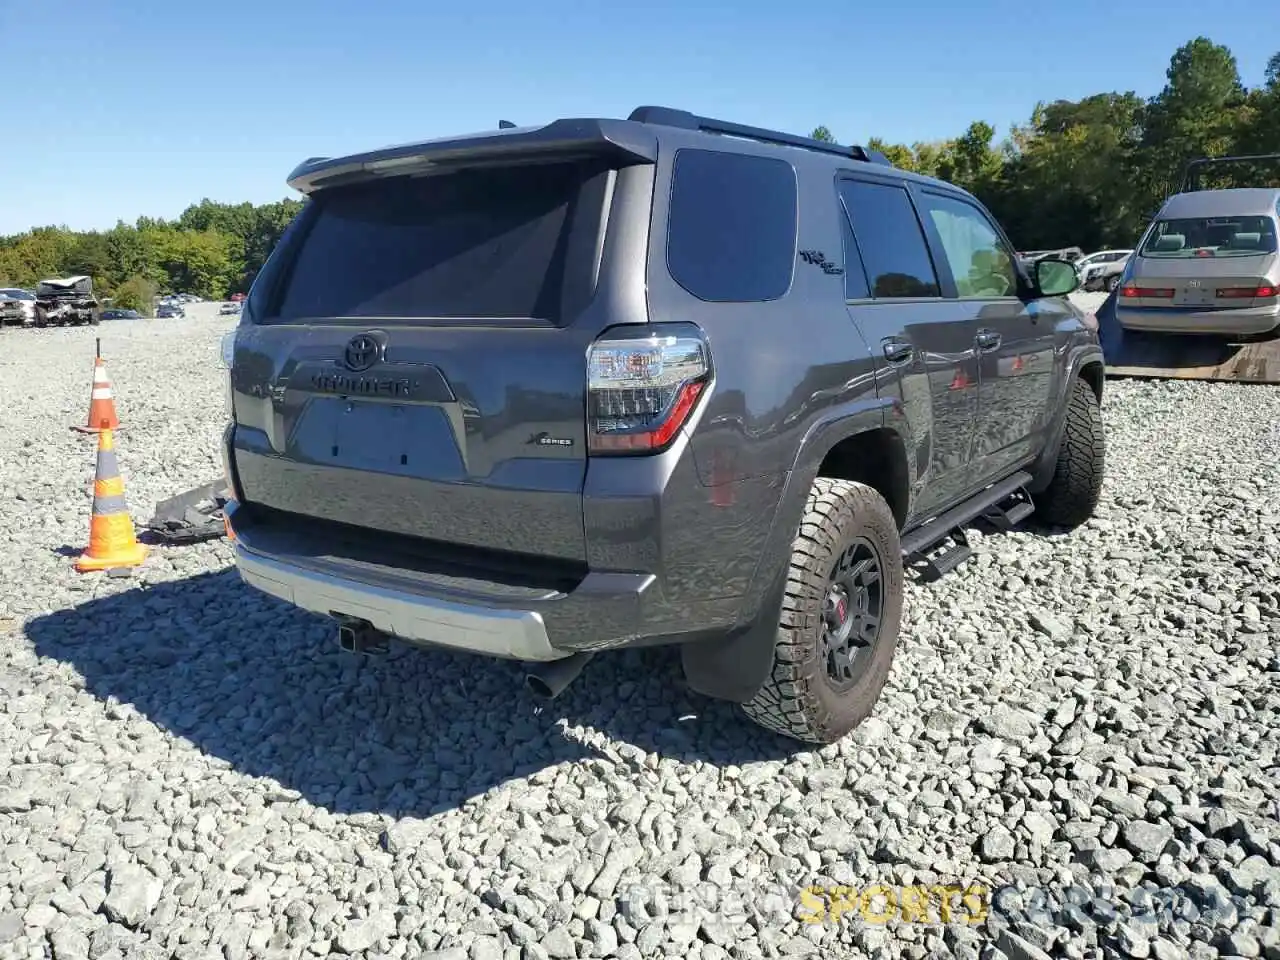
[914,529,972,583]
[900,471,1035,581]
[981,487,1036,532]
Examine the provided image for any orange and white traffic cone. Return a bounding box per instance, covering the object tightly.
[72,341,122,434]
[75,428,147,573]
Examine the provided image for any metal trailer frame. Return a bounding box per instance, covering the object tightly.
[1179,153,1280,194]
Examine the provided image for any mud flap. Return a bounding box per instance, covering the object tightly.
[1097,289,1280,384]
[143,479,231,544]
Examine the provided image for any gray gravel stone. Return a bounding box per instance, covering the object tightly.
[50,926,93,960]
[981,824,1017,861]
[99,866,160,929]
[1124,820,1175,862]
[980,705,1039,740]
[0,911,22,944]
[997,929,1054,960]
[1,295,1279,960]
[1152,939,1189,960]
[540,926,576,959]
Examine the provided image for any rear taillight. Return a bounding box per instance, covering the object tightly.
[1121,285,1175,298]
[220,330,238,415]
[1216,284,1277,299]
[587,330,710,455]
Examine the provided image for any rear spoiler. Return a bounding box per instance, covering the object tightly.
[286,119,659,194]
[1178,153,1280,193]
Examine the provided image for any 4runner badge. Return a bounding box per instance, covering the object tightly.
[799,249,844,275]
[529,432,574,447]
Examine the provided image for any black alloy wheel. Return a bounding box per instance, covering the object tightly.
[821,537,884,690]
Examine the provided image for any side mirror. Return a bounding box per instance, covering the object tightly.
[1034,257,1080,298]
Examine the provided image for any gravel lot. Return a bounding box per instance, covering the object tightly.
[2,296,1279,960]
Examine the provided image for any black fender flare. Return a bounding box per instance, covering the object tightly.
[681,396,911,704]
[1028,342,1105,493]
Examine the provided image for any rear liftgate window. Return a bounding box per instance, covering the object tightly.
[270,160,612,323]
[666,149,798,302]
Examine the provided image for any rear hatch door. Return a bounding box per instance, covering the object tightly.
[1131,251,1278,308]
[230,133,653,563]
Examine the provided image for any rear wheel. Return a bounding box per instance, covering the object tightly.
[741,478,904,745]
[1035,377,1105,527]
[1105,275,1120,292]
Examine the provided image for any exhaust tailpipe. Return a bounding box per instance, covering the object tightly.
[524,652,594,700]
[336,617,389,656]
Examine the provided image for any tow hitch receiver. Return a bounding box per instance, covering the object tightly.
[335,616,390,656]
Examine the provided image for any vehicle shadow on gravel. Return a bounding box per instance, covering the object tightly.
[26,568,803,818]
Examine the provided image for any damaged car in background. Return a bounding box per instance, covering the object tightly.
[35,276,100,326]
[0,287,38,326]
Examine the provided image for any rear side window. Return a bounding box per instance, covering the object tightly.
[839,206,872,300]
[839,180,940,298]
[666,149,797,301]
[268,160,611,323]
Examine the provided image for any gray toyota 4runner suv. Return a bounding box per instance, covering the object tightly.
[220,107,1106,745]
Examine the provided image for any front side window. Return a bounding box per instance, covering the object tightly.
[1141,215,1279,257]
[838,180,940,298]
[919,192,1018,298]
[666,149,798,302]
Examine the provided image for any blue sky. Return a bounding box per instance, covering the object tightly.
[2,0,1276,236]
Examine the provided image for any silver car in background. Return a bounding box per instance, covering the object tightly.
[0,287,37,326]
[1076,249,1132,292]
[1115,187,1280,336]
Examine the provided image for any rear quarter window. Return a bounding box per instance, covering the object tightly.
[665,149,798,302]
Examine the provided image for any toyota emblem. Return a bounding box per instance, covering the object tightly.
[344,334,380,371]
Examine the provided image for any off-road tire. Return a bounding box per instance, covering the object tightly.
[1035,376,1104,527]
[741,478,904,745]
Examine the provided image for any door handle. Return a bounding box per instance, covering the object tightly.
[882,338,914,364]
[974,329,1002,352]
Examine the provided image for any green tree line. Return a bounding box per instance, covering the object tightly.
[3,36,1277,312]
[0,198,304,312]
[813,37,1280,253]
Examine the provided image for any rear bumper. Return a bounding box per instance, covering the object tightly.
[226,502,666,662]
[234,536,565,661]
[1115,303,1280,335]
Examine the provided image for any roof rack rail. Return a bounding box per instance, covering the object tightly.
[1178,152,1280,193]
[628,106,892,167]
